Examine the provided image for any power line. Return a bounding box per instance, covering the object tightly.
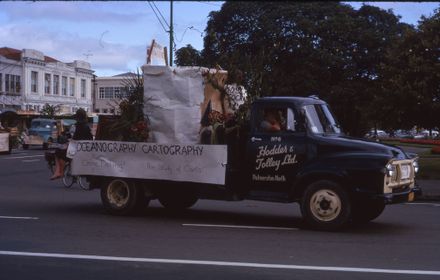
[147,1,168,33]
[152,1,169,29]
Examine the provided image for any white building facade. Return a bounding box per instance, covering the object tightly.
[94,72,136,115]
[0,47,94,115]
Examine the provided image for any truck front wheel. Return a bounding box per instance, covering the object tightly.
[101,179,149,215]
[301,180,351,231]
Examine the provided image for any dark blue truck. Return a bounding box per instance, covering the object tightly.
[80,96,420,231]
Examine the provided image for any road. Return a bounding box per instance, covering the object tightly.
[1,149,440,280]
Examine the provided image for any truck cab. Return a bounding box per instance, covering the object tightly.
[243,97,420,229]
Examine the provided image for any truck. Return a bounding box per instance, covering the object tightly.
[67,66,420,231]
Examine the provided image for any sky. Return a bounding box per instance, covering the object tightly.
[0,1,438,77]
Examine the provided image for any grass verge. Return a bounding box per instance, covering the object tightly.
[417,157,440,180]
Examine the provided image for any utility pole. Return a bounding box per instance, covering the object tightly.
[169,0,174,66]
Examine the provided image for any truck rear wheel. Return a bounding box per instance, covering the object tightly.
[101,179,149,215]
[300,180,351,231]
[351,199,385,224]
[158,189,198,211]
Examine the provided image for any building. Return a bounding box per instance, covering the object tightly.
[94,72,138,114]
[0,47,94,115]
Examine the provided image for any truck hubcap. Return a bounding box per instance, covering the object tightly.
[310,189,341,221]
[107,180,130,208]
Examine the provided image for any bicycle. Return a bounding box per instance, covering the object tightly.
[45,148,90,190]
[62,161,90,190]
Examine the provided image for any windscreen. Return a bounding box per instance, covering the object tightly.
[31,120,56,129]
[303,104,341,134]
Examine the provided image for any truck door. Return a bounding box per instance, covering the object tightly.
[247,104,307,194]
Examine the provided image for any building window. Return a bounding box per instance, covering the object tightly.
[103,108,108,114]
[44,74,51,95]
[98,87,115,99]
[81,79,86,98]
[104,87,113,99]
[99,87,105,99]
[62,76,67,96]
[53,75,59,95]
[5,74,9,93]
[114,87,120,98]
[31,71,38,93]
[15,76,20,93]
[97,87,129,99]
[5,74,21,94]
[10,75,15,93]
[69,77,75,97]
[94,109,100,113]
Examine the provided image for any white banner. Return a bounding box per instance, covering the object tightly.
[0,133,9,152]
[67,140,227,185]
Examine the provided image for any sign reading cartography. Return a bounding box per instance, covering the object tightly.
[68,140,227,185]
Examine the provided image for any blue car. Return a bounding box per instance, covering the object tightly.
[23,118,58,150]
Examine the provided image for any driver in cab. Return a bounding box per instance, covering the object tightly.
[261,108,282,132]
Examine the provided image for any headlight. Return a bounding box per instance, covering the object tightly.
[386,163,396,177]
[412,160,419,173]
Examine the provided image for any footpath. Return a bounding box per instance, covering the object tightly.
[417,180,440,201]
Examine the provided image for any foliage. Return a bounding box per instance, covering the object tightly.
[380,8,440,131]
[200,2,416,136]
[40,103,60,118]
[175,44,202,66]
[107,70,149,142]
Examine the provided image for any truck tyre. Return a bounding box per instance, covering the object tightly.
[351,199,385,224]
[22,144,29,150]
[300,180,351,231]
[42,143,49,150]
[101,179,149,215]
[158,190,198,211]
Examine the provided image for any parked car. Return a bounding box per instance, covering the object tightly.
[23,118,76,150]
[393,129,414,139]
[413,130,439,139]
[364,129,389,139]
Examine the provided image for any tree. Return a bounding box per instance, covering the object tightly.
[202,2,410,136]
[107,70,150,142]
[380,8,440,131]
[40,103,60,118]
[175,44,202,66]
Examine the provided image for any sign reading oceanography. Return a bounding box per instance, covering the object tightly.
[67,140,228,185]
[252,144,299,182]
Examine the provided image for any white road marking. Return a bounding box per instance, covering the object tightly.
[22,159,40,163]
[405,202,440,207]
[0,251,439,276]
[182,224,298,231]
[0,216,39,220]
[11,152,28,155]
[3,155,44,160]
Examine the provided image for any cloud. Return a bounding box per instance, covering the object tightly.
[0,23,145,76]
[0,2,147,23]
